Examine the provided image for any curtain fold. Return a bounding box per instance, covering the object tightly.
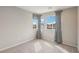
[33,14,41,39]
[55,10,62,44]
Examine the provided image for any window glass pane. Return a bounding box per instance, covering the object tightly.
[46,16,56,24]
[32,19,38,29]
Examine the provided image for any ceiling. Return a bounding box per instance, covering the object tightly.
[18,6,73,14]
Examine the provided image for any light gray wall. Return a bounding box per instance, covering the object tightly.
[0,7,35,50]
[61,7,77,47]
[41,12,55,19]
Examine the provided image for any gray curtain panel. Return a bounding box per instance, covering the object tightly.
[33,14,41,39]
[55,10,62,44]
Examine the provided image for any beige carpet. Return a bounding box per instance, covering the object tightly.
[0,39,70,53]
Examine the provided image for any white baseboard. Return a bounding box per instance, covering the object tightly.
[63,42,77,48]
[0,31,36,52]
[0,38,34,52]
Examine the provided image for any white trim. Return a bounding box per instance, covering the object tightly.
[0,38,34,52]
[0,31,36,52]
